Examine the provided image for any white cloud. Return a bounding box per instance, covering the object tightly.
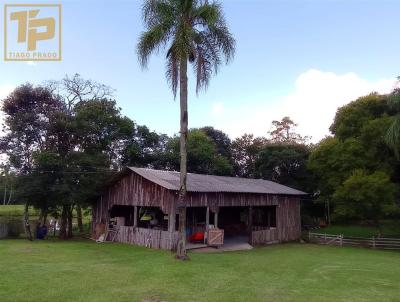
[213,69,396,142]
[0,84,14,100]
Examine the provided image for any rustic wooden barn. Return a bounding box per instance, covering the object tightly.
[92,167,306,250]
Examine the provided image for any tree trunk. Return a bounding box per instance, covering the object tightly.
[176,57,189,260]
[7,188,12,205]
[76,205,83,233]
[59,205,68,240]
[3,183,6,205]
[67,206,73,238]
[23,203,32,241]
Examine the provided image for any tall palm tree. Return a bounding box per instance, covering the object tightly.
[137,0,235,258]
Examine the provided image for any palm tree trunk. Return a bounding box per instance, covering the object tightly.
[176,57,188,260]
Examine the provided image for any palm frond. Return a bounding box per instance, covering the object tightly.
[142,0,175,29]
[138,0,176,68]
[165,46,180,98]
[190,1,235,93]
[137,25,169,68]
[193,2,235,63]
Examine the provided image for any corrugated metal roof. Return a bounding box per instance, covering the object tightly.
[129,167,306,195]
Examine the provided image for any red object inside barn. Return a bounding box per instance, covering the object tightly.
[189,232,205,243]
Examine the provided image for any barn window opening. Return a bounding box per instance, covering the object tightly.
[252,206,276,230]
[137,206,168,231]
[109,205,136,226]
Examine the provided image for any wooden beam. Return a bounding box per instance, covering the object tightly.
[206,207,210,230]
[133,206,138,227]
[205,207,210,245]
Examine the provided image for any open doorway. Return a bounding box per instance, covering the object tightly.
[218,206,250,244]
[218,206,277,244]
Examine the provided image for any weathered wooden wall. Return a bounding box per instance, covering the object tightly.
[251,197,301,245]
[93,172,177,225]
[185,192,292,208]
[115,226,179,250]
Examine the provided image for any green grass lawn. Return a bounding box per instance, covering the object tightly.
[0,240,399,302]
[0,205,39,217]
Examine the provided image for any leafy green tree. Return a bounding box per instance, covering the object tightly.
[385,84,400,156]
[1,84,64,173]
[166,129,233,176]
[73,98,134,166]
[49,76,134,236]
[255,143,310,190]
[269,116,309,143]
[1,84,64,238]
[1,79,136,239]
[199,126,232,159]
[309,93,400,223]
[309,137,368,199]
[137,0,235,258]
[333,170,398,228]
[122,125,169,169]
[231,134,267,177]
[330,93,388,140]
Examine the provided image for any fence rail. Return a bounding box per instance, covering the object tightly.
[309,232,400,250]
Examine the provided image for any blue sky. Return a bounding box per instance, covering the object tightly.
[1,0,400,141]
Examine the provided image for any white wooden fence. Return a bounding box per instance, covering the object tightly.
[309,232,400,250]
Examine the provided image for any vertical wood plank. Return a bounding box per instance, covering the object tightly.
[133,206,138,227]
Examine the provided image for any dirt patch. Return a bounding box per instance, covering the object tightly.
[141,295,168,302]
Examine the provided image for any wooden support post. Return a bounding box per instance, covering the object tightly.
[214,210,218,228]
[248,206,253,243]
[133,206,138,228]
[206,207,210,230]
[205,207,210,244]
